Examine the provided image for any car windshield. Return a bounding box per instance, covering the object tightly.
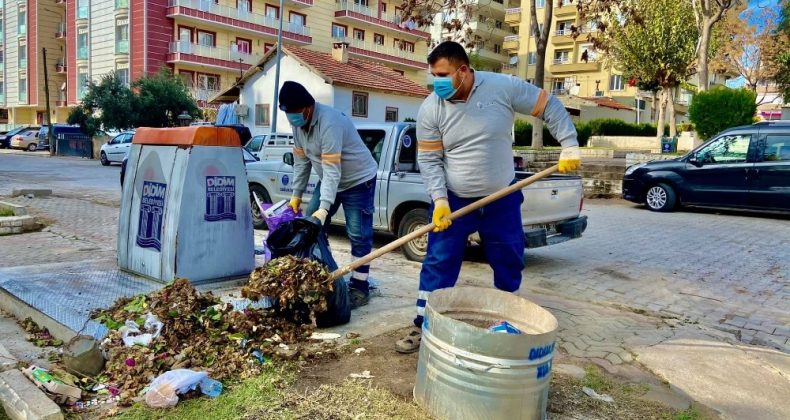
[242,147,257,163]
[7,127,26,136]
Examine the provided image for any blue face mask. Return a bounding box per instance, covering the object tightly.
[286,112,307,128]
[433,67,466,100]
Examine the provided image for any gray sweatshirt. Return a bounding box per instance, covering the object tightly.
[416,71,579,200]
[292,103,378,210]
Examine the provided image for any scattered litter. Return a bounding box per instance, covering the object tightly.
[488,321,521,335]
[345,332,361,339]
[349,370,374,379]
[23,365,83,403]
[582,386,614,403]
[19,317,63,347]
[251,350,269,364]
[119,313,163,347]
[310,332,341,341]
[144,369,214,408]
[354,347,366,355]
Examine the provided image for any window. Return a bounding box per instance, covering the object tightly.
[353,29,365,41]
[609,74,624,91]
[763,135,790,162]
[385,107,398,122]
[556,21,573,35]
[493,44,502,54]
[77,29,89,59]
[178,71,194,87]
[115,66,129,87]
[696,134,751,164]
[290,12,306,28]
[179,27,193,43]
[393,69,404,75]
[236,38,252,54]
[77,0,89,18]
[18,44,26,68]
[528,52,537,65]
[198,31,216,47]
[238,0,252,12]
[352,91,368,117]
[536,0,545,8]
[18,78,27,103]
[265,4,279,19]
[255,104,270,126]
[579,43,597,62]
[116,19,129,54]
[116,0,129,9]
[495,20,503,29]
[553,50,570,64]
[197,74,220,91]
[77,69,89,98]
[332,24,347,38]
[18,11,26,35]
[397,40,415,52]
[354,0,369,6]
[381,2,387,12]
[374,33,384,45]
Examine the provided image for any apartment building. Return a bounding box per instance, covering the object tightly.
[59,0,428,112]
[0,0,68,126]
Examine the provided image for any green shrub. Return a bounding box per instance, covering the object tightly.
[688,87,757,140]
[513,120,591,147]
[513,118,670,148]
[677,122,695,132]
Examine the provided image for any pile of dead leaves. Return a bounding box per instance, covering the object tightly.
[20,317,63,348]
[242,256,334,324]
[90,259,337,403]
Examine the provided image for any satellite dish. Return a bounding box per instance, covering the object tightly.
[509,56,518,65]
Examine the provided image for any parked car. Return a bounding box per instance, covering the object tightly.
[623,120,790,213]
[10,126,43,151]
[246,122,588,262]
[100,131,135,165]
[244,132,295,161]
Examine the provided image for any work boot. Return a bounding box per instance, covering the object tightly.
[348,287,369,309]
[395,327,422,354]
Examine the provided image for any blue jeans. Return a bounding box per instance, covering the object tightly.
[306,177,376,282]
[415,187,525,326]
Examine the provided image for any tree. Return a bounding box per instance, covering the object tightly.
[776,52,790,103]
[688,86,756,139]
[711,5,787,104]
[528,0,554,150]
[597,0,698,139]
[134,69,202,128]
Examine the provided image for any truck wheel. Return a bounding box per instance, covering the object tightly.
[398,208,430,262]
[250,185,272,230]
[645,183,677,212]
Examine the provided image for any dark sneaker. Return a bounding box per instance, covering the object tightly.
[348,287,370,309]
[395,327,422,354]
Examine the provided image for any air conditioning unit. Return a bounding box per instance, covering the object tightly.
[235,104,248,117]
[594,90,604,97]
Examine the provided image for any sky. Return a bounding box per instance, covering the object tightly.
[725,0,782,88]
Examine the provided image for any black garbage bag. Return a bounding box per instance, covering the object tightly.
[266,217,351,328]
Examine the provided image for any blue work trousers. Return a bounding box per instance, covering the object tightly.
[415,188,525,326]
[306,177,376,281]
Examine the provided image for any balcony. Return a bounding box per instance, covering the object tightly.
[168,42,261,72]
[469,21,510,39]
[189,87,222,102]
[56,60,67,74]
[503,35,519,52]
[501,63,518,76]
[505,8,521,25]
[549,61,601,73]
[167,0,311,44]
[334,1,429,40]
[552,29,574,45]
[56,23,66,39]
[332,37,426,70]
[472,47,509,64]
[284,0,313,8]
[555,4,577,17]
[116,40,129,55]
[57,91,67,107]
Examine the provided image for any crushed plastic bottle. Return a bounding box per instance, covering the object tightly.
[199,378,223,398]
[488,321,521,334]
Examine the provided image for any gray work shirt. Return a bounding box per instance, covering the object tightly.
[291,103,378,210]
[416,71,578,200]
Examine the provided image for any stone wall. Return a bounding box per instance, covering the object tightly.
[522,161,624,198]
[588,136,660,152]
[625,153,682,167]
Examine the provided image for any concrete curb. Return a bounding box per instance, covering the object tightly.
[0,369,64,420]
[10,189,52,198]
[0,288,79,343]
[0,201,27,216]
[0,344,17,373]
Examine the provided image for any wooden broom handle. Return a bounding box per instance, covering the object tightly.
[328,165,559,280]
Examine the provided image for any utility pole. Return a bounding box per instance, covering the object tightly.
[270,0,285,133]
[42,48,54,156]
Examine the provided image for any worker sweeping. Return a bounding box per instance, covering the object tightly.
[395,41,582,353]
[280,81,378,309]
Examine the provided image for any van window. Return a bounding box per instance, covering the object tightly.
[358,129,386,163]
[764,135,790,162]
[246,135,264,152]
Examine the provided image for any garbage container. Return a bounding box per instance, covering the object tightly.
[117,126,254,284]
[661,136,677,154]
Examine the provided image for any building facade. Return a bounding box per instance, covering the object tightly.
[1,0,429,126]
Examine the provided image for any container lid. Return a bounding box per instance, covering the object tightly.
[133,126,241,147]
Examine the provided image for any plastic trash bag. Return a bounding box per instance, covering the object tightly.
[120,313,163,347]
[266,217,351,328]
[144,369,209,408]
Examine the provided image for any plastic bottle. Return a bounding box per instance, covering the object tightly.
[199,378,223,398]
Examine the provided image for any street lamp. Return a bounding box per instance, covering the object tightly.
[178,111,193,127]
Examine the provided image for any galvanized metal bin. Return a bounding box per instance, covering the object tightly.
[414,287,558,420]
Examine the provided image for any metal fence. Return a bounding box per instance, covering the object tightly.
[56,133,93,158]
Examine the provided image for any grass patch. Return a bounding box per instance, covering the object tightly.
[0,208,15,217]
[582,365,614,393]
[673,407,702,420]
[622,383,650,396]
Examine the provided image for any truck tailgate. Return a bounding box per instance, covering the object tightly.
[519,173,583,225]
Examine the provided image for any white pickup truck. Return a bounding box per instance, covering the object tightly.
[245,122,587,261]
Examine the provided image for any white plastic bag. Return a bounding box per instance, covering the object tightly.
[144,369,209,408]
[120,313,163,347]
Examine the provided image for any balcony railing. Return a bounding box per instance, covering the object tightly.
[56,23,66,38]
[505,8,521,25]
[553,57,570,64]
[335,1,424,36]
[168,0,311,37]
[333,37,419,63]
[551,88,568,96]
[116,40,129,54]
[556,28,572,36]
[189,87,222,101]
[170,41,263,66]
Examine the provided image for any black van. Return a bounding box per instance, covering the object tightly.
[623,121,790,213]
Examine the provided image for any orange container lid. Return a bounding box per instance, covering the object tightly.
[133,126,241,147]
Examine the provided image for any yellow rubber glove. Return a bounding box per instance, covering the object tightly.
[558,146,582,173]
[312,208,329,225]
[289,197,302,213]
[432,198,452,233]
